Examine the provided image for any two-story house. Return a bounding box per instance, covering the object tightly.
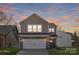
[19,13,57,49]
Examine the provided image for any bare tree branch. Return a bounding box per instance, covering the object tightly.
[0,11,16,25]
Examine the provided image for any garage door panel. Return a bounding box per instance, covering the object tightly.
[23,39,46,49]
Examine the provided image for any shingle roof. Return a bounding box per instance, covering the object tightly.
[20,13,57,27]
[0,25,16,35]
[49,23,57,27]
[20,13,48,24]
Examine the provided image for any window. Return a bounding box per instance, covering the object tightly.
[33,25,37,32]
[27,24,42,32]
[37,25,42,32]
[52,28,54,32]
[49,28,54,32]
[49,28,52,32]
[27,25,32,32]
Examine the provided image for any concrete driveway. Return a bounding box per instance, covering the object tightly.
[17,49,48,55]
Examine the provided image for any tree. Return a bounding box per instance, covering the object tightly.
[73,32,79,47]
[0,11,7,24]
[0,11,17,25]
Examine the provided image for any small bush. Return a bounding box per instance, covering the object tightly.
[48,48,79,55]
[0,47,20,55]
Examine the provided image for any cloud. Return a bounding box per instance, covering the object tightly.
[20,16,28,19]
[74,19,79,22]
[73,26,79,28]
[60,15,71,19]
[0,4,15,13]
[47,18,60,26]
[75,6,79,13]
[72,26,79,31]
[18,16,28,22]
[0,8,13,13]
[0,4,29,22]
[41,6,55,15]
[45,7,54,15]
[64,26,79,33]
[69,6,79,15]
[65,29,75,33]
[0,4,26,14]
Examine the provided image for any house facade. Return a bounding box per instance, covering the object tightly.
[0,25,19,48]
[19,14,57,49]
[0,14,74,49]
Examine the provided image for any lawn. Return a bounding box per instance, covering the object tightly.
[0,47,20,55]
[48,48,79,55]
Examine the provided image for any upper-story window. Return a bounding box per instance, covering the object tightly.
[27,24,42,32]
[49,28,54,32]
[28,25,32,32]
[33,25,37,32]
[37,25,42,32]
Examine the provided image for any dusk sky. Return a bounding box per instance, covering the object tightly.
[0,3,79,33]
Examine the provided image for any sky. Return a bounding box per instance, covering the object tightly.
[0,3,79,33]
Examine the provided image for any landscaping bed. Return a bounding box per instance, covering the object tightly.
[0,47,20,55]
[48,48,79,55]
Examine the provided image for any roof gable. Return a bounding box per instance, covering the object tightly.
[20,13,48,24]
[49,23,57,27]
[0,25,17,35]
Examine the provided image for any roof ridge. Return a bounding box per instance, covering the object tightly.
[19,13,48,24]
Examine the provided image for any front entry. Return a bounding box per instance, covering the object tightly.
[22,39,46,49]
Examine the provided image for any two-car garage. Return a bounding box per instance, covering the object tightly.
[22,39,47,49]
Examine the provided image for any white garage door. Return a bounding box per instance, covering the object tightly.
[23,39,46,49]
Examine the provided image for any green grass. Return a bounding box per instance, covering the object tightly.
[48,48,79,55]
[0,47,20,55]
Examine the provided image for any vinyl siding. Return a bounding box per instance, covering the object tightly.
[20,17,49,33]
[56,31,72,47]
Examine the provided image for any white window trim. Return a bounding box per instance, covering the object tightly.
[37,25,42,32]
[27,25,32,32]
[27,24,42,32]
[51,28,54,32]
[33,25,37,32]
[48,27,55,32]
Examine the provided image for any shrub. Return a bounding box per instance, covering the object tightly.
[0,47,20,55]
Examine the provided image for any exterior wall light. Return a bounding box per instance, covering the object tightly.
[49,40,52,43]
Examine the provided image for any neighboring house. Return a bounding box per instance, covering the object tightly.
[0,25,19,48]
[19,13,57,49]
[56,30,72,47]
